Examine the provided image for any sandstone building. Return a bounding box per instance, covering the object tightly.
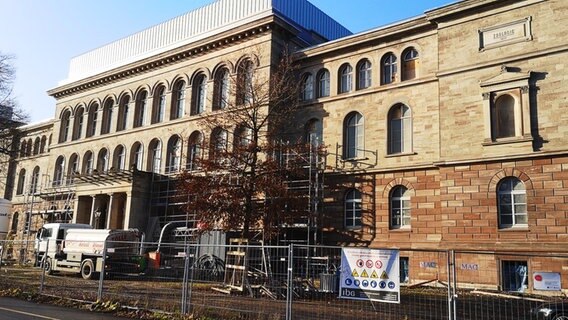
[2,0,567,293]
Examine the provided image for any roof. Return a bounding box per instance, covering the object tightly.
[61,0,351,86]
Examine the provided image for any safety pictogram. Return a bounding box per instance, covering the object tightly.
[380,270,389,280]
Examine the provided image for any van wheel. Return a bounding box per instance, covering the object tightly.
[44,258,53,275]
[80,260,95,280]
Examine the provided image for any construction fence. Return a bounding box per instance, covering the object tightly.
[1,239,568,320]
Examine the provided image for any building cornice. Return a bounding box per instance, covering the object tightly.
[48,17,280,99]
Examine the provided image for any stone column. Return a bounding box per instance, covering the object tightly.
[106,193,114,229]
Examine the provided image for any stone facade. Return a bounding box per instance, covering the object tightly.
[1,0,567,292]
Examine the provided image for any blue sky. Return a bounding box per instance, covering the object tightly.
[0,0,452,123]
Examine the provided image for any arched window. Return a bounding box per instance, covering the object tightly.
[234,124,252,150]
[53,156,65,186]
[68,153,79,183]
[171,80,186,119]
[237,59,254,105]
[26,138,32,156]
[59,110,71,143]
[402,48,419,81]
[30,166,40,194]
[497,177,527,228]
[305,118,322,146]
[357,59,372,90]
[381,53,397,85]
[491,94,516,140]
[191,74,207,115]
[113,145,126,171]
[390,186,411,229]
[343,112,364,159]
[301,73,314,101]
[388,104,412,154]
[210,127,228,162]
[338,64,352,94]
[148,139,162,173]
[71,107,85,140]
[82,151,94,175]
[117,95,130,131]
[345,189,362,228]
[97,149,109,173]
[40,136,47,153]
[10,212,19,233]
[213,68,230,110]
[134,90,147,128]
[152,86,167,124]
[16,169,26,195]
[316,69,330,98]
[33,137,40,155]
[19,140,26,158]
[130,142,144,171]
[187,131,202,171]
[166,136,182,173]
[101,99,114,134]
[86,103,99,138]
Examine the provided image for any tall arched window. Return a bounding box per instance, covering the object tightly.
[101,99,114,134]
[33,137,40,155]
[40,136,47,153]
[68,153,79,183]
[171,80,186,119]
[388,103,412,154]
[16,169,26,195]
[86,103,99,137]
[97,149,109,173]
[390,186,411,229]
[152,85,166,124]
[301,73,314,101]
[345,189,362,228]
[191,74,207,115]
[213,68,230,110]
[19,140,26,158]
[381,53,397,85]
[491,94,516,140]
[166,136,181,173]
[53,156,65,186]
[134,90,147,128]
[130,142,143,171]
[148,139,162,173]
[59,110,71,143]
[343,112,364,159]
[113,145,126,171]
[497,177,527,228]
[357,59,372,90]
[210,127,228,162]
[71,107,85,140]
[26,138,32,156]
[83,151,94,175]
[338,64,352,94]
[237,59,254,105]
[402,48,419,81]
[30,166,40,194]
[187,131,202,171]
[316,69,330,98]
[117,95,130,131]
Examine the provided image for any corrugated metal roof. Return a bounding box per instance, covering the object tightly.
[62,0,350,86]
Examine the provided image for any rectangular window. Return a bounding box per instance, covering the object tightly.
[400,257,409,283]
[501,260,528,292]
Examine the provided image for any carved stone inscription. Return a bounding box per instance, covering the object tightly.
[479,17,532,50]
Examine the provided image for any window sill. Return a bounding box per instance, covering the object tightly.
[482,136,532,146]
[342,157,369,162]
[390,227,411,232]
[498,226,529,232]
[385,152,417,158]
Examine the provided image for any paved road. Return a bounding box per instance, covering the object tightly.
[0,297,129,320]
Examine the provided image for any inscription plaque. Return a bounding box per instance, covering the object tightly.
[479,17,532,51]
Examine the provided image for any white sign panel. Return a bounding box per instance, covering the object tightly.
[339,248,400,303]
[533,272,561,291]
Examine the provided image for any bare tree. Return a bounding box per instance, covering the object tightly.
[178,49,318,240]
[0,52,27,195]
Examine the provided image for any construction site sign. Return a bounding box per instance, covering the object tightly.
[339,248,400,303]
